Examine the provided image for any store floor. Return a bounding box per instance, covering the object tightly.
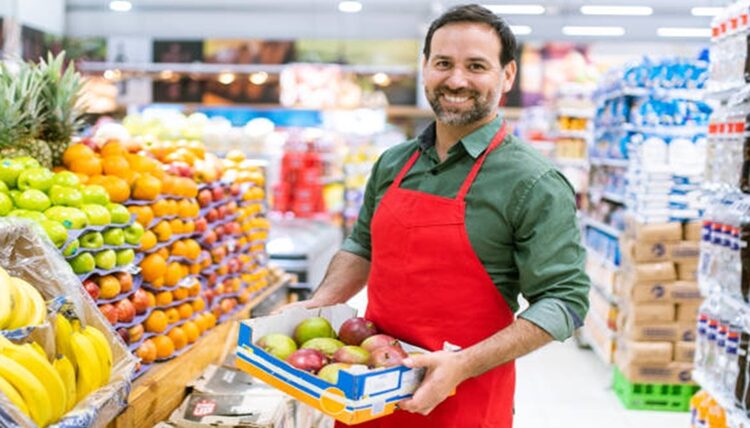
[348,289,689,428]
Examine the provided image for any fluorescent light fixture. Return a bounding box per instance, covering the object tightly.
[372,73,391,86]
[657,27,711,38]
[482,4,545,15]
[103,69,121,80]
[338,1,362,13]
[691,7,723,17]
[160,70,175,80]
[218,72,236,85]
[109,0,132,12]
[562,26,625,36]
[510,25,533,35]
[580,5,653,16]
[249,72,269,85]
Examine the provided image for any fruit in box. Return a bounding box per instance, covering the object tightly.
[257,333,297,360]
[286,349,326,373]
[301,338,345,358]
[369,345,408,368]
[294,316,336,345]
[361,334,400,353]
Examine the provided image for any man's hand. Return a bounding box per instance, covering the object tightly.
[397,351,467,415]
[271,297,326,315]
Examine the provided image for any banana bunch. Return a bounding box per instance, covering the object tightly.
[0,267,47,330]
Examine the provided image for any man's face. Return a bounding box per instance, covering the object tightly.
[423,22,515,126]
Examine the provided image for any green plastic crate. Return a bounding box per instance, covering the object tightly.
[613,367,699,412]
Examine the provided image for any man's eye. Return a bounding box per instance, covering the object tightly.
[469,63,486,71]
[436,61,450,68]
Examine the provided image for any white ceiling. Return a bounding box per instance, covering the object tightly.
[65,0,723,42]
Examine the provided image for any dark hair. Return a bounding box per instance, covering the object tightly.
[423,4,517,66]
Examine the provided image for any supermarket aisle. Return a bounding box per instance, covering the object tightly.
[515,340,688,428]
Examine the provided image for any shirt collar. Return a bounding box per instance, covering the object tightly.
[416,114,504,159]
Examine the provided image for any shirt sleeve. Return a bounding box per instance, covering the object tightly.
[512,170,591,341]
[340,155,383,261]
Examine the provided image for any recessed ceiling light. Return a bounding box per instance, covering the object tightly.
[249,72,269,85]
[338,1,362,13]
[691,7,724,17]
[562,26,625,36]
[482,4,545,15]
[580,5,653,16]
[109,1,132,12]
[218,72,236,85]
[510,25,533,35]
[657,27,712,38]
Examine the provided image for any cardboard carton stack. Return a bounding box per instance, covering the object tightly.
[613,220,702,384]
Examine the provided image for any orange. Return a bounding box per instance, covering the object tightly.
[182,321,200,344]
[184,240,201,260]
[145,291,156,307]
[192,297,206,313]
[145,310,168,333]
[120,170,139,186]
[165,308,180,324]
[155,291,173,306]
[151,277,165,289]
[100,140,127,158]
[169,218,184,235]
[190,264,201,275]
[166,199,179,217]
[151,199,170,218]
[187,141,206,159]
[136,339,158,364]
[204,312,217,329]
[193,314,208,333]
[132,174,162,200]
[164,262,184,287]
[177,199,193,218]
[171,240,187,257]
[181,179,198,198]
[89,175,130,203]
[153,221,172,242]
[168,327,188,350]
[140,253,167,283]
[69,156,103,177]
[152,335,175,359]
[172,286,189,301]
[177,303,193,320]
[187,282,201,297]
[102,155,130,178]
[140,230,157,251]
[63,143,97,167]
[161,176,177,196]
[183,221,195,234]
[126,153,159,174]
[128,205,154,227]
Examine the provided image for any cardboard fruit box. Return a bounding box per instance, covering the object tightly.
[235,304,427,425]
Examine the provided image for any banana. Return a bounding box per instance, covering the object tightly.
[0,373,30,419]
[29,341,47,359]
[54,313,76,371]
[5,276,30,330]
[70,331,102,402]
[0,267,11,329]
[0,342,67,423]
[12,277,46,326]
[53,355,77,412]
[82,326,112,387]
[0,354,52,427]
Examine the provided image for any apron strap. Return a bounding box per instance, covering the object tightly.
[456,121,508,201]
[392,148,421,187]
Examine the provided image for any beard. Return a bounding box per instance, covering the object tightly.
[426,86,500,126]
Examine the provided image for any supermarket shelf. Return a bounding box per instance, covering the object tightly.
[557,129,593,140]
[110,274,292,428]
[622,123,707,137]
[582,217,622,238]
[595,86,705,103]
[692,369,750,427]
[557,107,596,119]
[589,157,630,168]
[591,281,620,306]
[584,244,619,272]
[590,188,626,205]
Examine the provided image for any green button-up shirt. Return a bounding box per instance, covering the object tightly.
[342,115,590,341]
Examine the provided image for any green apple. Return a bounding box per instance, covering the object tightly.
[0,159,24,188]
[49,185,83,207]
[0,181,9,195]
[44,206,89,229]
[0,193,12,215]
[13,156,40,169]
[102,228,125,246]
[115,249,135,266]
[81,185,110,206]
[17,168,54,192]
[39,219,68,248]
[62,239,80,257]
[16,189,51,212]
[94,249,117,270]
[52,171,81,188]
[81,204,111,226]
[69,252,95,274]
[123,222,145,245]
[80,231,104,249]
[106,203,130,224]
[8,209,47,222]
[9,190,21,206]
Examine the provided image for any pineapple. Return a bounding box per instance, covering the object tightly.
[0,62,51,167]
[36,52,85,167]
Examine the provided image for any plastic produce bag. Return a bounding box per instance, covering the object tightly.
[0,218,137,428]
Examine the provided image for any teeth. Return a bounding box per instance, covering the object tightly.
[444,95,469,103]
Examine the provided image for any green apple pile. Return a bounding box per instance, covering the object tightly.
[255,316,411,384]
[0,156,145,274]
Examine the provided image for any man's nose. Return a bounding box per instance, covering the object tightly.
[444,68,469,90]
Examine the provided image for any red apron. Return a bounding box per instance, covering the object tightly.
[337,123,515,427]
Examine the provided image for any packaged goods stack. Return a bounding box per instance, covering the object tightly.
[690,2,750,426]
[584,58,711,410]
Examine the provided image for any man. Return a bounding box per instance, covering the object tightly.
[296,4,590,427]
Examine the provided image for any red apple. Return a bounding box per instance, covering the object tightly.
[198,189,213,207]
[286,349,327,373]
[116,272,134,293]
[115,299,136,323]
[130,288,150,314]
[116,327,129,344]
[83,279,100,301]
[206,208,219,223]
[361,334,400,353]
[338,317,379,346]
[211,246,227,264]
[203,289,216,306]
[204,230,218,245]
[226,201,238,214]
[217,205,228,220]
[195,218,208,233]
[215,225,225,239]
[212,187,224,201]
[220,298,236,314]
[99,304,119,325]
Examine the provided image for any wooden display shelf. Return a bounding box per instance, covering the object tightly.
[109,275,291,428]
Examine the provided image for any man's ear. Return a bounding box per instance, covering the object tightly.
[502,60,517,94]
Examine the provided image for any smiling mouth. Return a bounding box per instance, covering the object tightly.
[443,94,470,103]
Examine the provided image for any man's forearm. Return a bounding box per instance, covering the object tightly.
[459,318,553,379]
[311,250,370,305]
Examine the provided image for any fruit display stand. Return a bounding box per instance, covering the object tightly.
[109,270,292,428]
